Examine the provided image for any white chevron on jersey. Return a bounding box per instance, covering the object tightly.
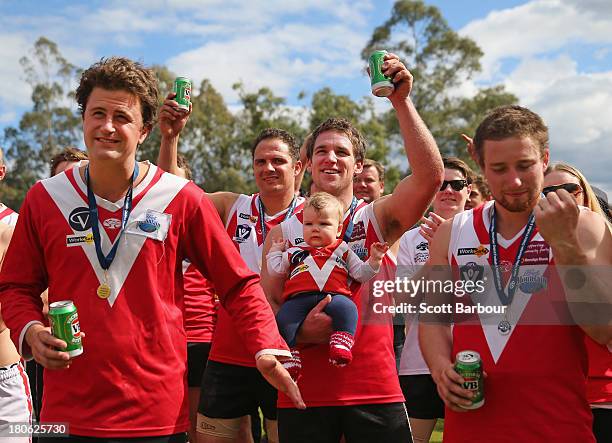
[450,200,551,363]
[0,204,18,226]
[288,242,350,291]
[42,163,187,307]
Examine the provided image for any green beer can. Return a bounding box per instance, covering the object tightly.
[454,350,484,409]
[173,77,192,112]
[49,300,83,358]
[368,50,394,97]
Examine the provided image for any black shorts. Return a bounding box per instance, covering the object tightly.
[399,374,445,419]
[593,408,612,443]
[187,342,211,388]
[198,360,277,420]
[277,402,411,443]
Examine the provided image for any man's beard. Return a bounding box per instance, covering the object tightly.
[496,190,539,213]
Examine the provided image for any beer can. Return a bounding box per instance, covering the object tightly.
[368,50,394,97]
[454,350,484,409]
[173,77,192,111]
[48,300,83,358]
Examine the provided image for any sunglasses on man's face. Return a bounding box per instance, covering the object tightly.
[440,179,468,192]
[542,183,582,196]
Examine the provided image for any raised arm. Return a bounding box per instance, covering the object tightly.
[535,189,612,344]
[373,53,444,245]
[157,92,191,176]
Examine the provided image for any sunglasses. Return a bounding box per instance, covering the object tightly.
[440,179,468,192]
[542,183,582,196]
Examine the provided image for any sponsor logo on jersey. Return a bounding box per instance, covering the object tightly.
[290,249,310,266]
[521,241,550,265]
[103,218,122,229]
[349,221,366,242]
[414,252,429,263]
[239,212,252,221]
[518,269,547,293]
[416,241,429,251]
[457,245,489,257]
[138,211,161,233]
[69,207,91,231]
[351,244,368,260]
[294,237,304,245]
[460,261,484,289]
[233,224,252,243]
[289,263,309,278]
[66,232,94,247]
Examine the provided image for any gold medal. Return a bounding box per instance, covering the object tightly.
[97,283,111,299]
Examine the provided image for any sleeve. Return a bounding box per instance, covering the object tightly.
[182,190,290,360]
[267,250,289,276]
[346,248,377,283]
[0,188,48,359]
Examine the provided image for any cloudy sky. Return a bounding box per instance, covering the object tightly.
[1,0,611,194]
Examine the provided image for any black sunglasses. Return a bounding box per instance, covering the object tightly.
[542,183,582,196]
[440,179,467,192]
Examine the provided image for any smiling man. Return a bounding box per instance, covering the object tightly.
[0,57,302,443]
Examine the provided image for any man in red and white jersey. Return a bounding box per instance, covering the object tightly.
[0,56,302,443]
[159,99,305,442]
[420,105,612,442]
[261,52,444,442]
[396,156,473,443]
[0,148,19,227]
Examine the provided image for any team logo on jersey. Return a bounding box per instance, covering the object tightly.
[457,245,489,257]
[69,207,91,231]
[233,224,252,243]
[416,241,429,251]
[290,250,310,266]
[351,244,368,260]
[103,218,122,229]
[460,261,484,291]
[138,211,161,233]
[66,232,94,247]
[349,221,366,241]
[518,270,547,293]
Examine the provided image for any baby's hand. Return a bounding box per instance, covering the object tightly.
[369,242,389,260]
[270,238,288,252]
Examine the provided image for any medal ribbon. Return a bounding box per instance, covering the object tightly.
[342,197,359,243]
[257,195,298,242]
[489,203,536,306]
[85,163,139,271]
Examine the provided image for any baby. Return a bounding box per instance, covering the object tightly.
[267,192,387,379]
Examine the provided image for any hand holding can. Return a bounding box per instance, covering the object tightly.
[173,77,192,112]
[48,300,83,358]
[368,50,395,97]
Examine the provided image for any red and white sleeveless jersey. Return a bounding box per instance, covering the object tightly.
[585,336,612,405]
[271,240,377,301]
[444,200,593,442]
[0,203,18,226]
[182,261,218,343]
[0,164,289,438]
[277,200,404,407]
[210,193,305,367]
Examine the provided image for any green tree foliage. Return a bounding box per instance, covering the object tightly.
[363,0,518,162]
[0,37,81,209]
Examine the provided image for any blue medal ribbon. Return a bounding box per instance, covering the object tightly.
[342,197,359,243]
[488,203,536,306]
[85,163,139,270]
[257,195,298,242]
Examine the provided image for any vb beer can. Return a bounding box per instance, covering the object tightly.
[368,50,394,97]
[49,300,83,358]
[454,350,484,409]
[173,77,192,111]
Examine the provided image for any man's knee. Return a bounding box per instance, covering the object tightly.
[264,418,279,443]
[196,413,242,440]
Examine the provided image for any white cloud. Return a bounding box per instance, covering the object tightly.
[0,34,33,108]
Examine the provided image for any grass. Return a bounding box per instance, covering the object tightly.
[429,419,444,443]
